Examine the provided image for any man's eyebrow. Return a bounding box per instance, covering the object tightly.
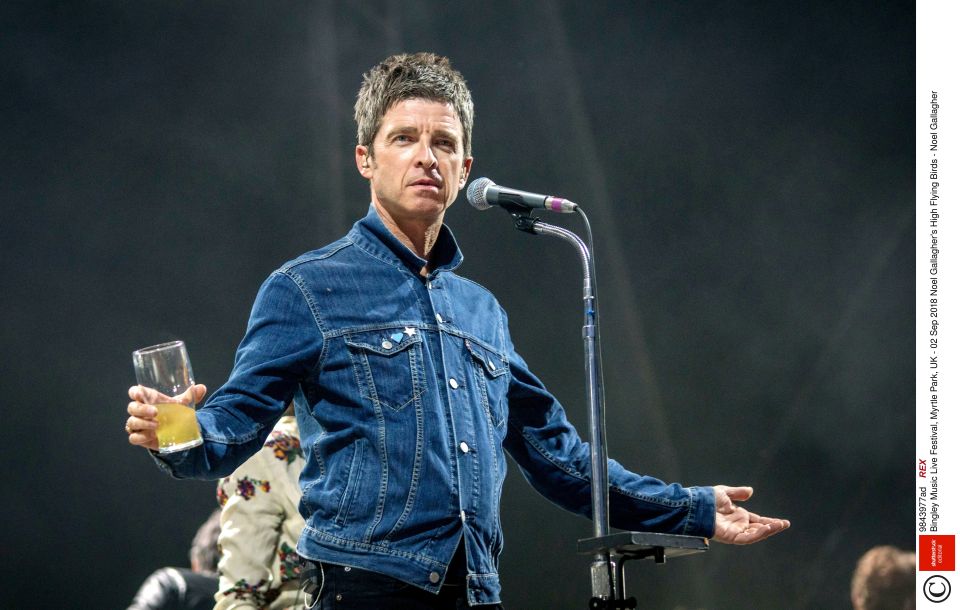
[433,128,461,142]
[384,125,418,138]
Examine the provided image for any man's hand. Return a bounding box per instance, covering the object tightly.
[712,485,790,545]
[125,384,207,451]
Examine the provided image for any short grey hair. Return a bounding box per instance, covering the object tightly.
[354,52,474,157]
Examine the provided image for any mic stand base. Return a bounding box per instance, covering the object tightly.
[579,532,709,609]
[588,597,637,610]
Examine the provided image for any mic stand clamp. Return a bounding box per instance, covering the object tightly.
[512,212,541,235]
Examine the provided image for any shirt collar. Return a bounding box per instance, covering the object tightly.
[349,204,464,277]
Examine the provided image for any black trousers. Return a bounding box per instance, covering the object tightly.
[301,560,505,610]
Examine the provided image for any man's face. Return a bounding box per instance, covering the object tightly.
[357,98,472,226]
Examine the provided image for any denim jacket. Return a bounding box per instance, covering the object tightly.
[156,206,715,606]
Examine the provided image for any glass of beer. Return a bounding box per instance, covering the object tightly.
[132,340,203,453]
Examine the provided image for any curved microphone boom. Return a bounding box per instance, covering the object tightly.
[467,177,578,214]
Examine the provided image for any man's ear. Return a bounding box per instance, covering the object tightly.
[356,145,373,177]
[458,156,474,189]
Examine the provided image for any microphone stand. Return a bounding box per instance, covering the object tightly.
[511,213,708,610]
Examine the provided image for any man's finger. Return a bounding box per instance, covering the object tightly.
[127,401,158,419]
[736,518,790,544]
[746,509,791,528]
[750,513,791,528]
[126,415,158,432]
[192,384,207,403]
[127,429,159,451]
[723,486,754,502]
[736,525,775,544]
[128,385,161,402]
[129,384,172,403]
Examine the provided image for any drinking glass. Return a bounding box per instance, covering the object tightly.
[132,340,203,453]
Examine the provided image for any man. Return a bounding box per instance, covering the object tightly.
[126,53,789,609]
[849,546,915,610]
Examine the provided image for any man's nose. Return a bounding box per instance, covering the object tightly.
[414,140,439,168]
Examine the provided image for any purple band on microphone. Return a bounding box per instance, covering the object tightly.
[547,196,563,211]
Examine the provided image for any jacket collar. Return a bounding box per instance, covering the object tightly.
[349,204,464,277]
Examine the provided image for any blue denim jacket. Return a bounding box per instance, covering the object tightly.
[156,206,715,606]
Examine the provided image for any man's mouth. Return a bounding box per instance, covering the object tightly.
[410,178,441,189]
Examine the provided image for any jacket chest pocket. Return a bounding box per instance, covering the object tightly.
[345,329,426,411]
[465,338,509,428]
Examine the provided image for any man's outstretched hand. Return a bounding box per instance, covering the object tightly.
[712,485,790,545]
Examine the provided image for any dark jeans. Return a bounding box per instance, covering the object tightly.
[301,560,504,610]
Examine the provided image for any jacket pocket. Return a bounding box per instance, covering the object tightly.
[334,438,367,526]
[345,328,426,411]
[465,338,509,428]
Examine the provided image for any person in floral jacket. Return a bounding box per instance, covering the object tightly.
[215,413,305,610]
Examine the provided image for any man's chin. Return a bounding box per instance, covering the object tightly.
[376,199,450,224]
[405,196,453,216]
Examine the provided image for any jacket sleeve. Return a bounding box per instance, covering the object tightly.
[499,309,716,538]
[153,271,324,480]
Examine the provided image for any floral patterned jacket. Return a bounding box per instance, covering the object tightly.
[215,416,305,610]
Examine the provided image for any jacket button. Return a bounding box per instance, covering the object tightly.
[435,313,444,323]
[459,441,470,453]
[381,340,393,349]
[449,378,459,389]
[429,571,441,584]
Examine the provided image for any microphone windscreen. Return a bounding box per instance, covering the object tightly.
[466,177,494,210]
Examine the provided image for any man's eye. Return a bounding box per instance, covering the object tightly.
[395,134,413,143]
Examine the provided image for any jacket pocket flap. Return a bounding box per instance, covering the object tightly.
[344,329,423,356]
[465,339,508,377]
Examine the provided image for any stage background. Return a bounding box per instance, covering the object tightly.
[0,2,913,608]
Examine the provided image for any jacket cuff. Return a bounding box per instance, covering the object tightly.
[148,446,191,478]
[685,485,716,538]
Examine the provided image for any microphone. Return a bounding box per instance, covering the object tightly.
[467,178,578,214]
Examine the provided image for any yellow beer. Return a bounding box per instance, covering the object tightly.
[156,402,203,453]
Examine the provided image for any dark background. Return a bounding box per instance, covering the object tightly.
[1,2,914,608]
